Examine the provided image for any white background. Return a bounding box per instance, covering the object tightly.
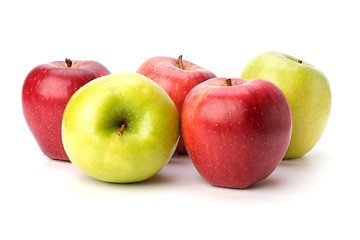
[1,0,359,239]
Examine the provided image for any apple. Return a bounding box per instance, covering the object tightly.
[137,55,216,154]
[22,58,110,161]
[240,51,331,158]
[181,78,292,189]
[61,72,180,183]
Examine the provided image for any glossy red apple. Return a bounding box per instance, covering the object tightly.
[181,78,292,189]
[22,58,110,160]
[137,55,216,153]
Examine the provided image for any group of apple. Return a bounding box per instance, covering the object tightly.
[22,52,331,189]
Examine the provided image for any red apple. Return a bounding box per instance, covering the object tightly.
[137,55,216,153]
[22,58,110,160]
[181,78,292,189]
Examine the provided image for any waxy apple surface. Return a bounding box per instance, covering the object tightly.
[137,56,216,153]
[182,78,292,189]
[62,72,180,183]
[22,59,110,160]
[240,51,331,158]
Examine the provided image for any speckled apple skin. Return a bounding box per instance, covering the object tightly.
[182,78,292,189]
[240,51,331,159]
[137,56,216,154]
[22,60,110,160]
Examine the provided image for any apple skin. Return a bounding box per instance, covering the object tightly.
[240,51,331,158]
[137,56,216,154]
[181,78,292,189]
[22,59,110,161]
[61,72,180,183]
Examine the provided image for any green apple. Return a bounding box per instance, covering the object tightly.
[61,72,180,183]
[240,51,331,159]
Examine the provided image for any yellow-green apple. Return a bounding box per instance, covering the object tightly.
[61,72,180,183]
[181,78,292,189]
[22,58,110,160]
[240,51,331,158]
[137,55,216,154]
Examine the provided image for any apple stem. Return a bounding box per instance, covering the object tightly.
[65,58,72,67]
[178,55,185,70]
[298,59,303,64]
[226,79,232,86]
[117,124,126,136]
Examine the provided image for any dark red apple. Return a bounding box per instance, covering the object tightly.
[137,55,216,153]
[181,78,292,189]
[22,58,110,160]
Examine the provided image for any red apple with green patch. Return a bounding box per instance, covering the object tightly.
[181,78,292,189]
[22,58,110,160]
[137,55,216,154]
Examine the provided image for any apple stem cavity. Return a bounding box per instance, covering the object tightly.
[65,58,72,67]
[178,55,185,70]
[226,79,232,86]
[298,59,303,64]
[117,124,126,136]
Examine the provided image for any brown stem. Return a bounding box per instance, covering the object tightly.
[65,58,72,67]
[226,79,232,86]
[298,59,303,64]
[117,124,126,136]
[178,55,184,70]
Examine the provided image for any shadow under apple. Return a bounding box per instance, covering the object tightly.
[251,149,331,191]
[203,149,331,193]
